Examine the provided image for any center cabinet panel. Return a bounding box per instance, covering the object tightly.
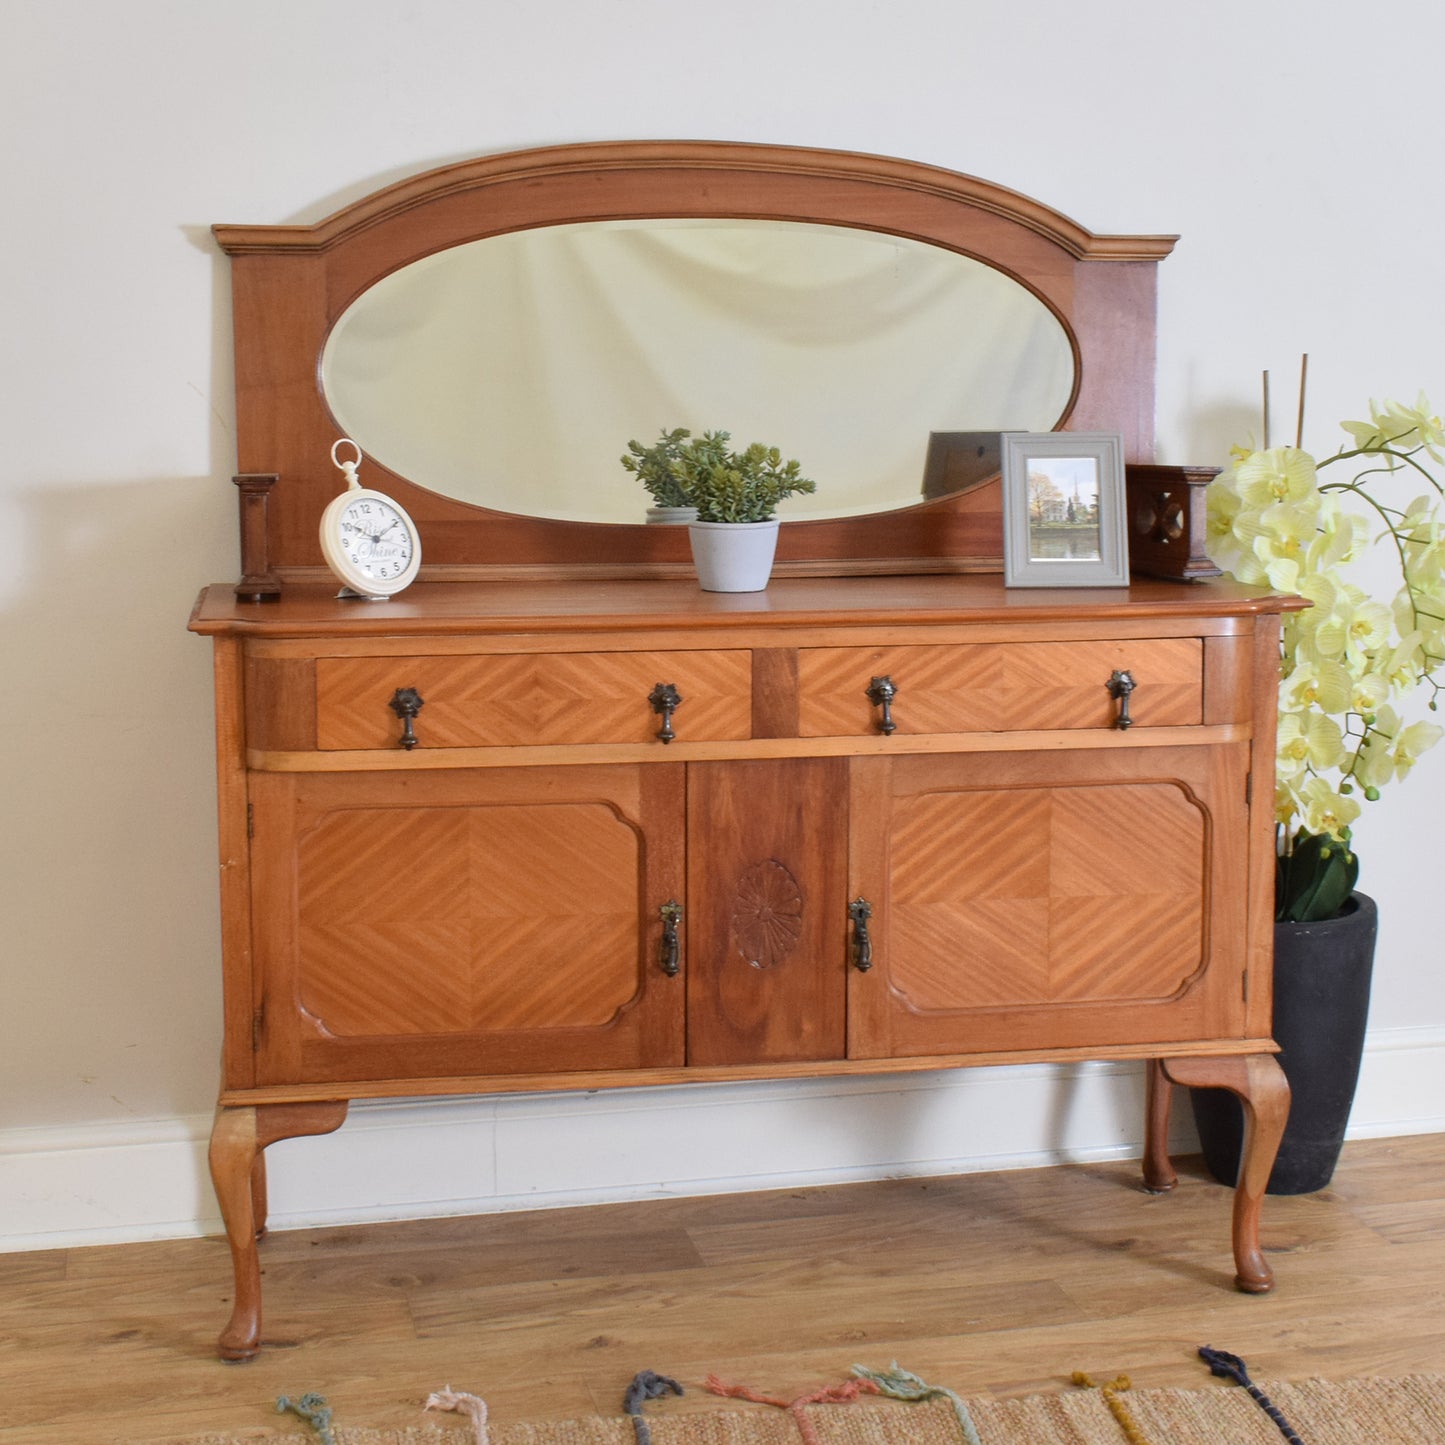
[846,744,1251,1058]
[685,758,850,1066]
[248,764,686,1084]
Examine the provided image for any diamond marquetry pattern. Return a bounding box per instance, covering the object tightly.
[295,801,643,1036]
[316,650,751,750]
[887,782,1205,1010]
[798,639,1202,735]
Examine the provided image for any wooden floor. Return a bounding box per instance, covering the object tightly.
[4,1134,1445,1443]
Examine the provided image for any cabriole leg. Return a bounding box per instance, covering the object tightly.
[1141,1057,1177,1194]
[1159,1053,1290,1293]
[250,1148,269,1239]
[208,1100,348,1361]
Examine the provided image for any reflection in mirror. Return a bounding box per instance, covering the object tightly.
[322,219,1076,524]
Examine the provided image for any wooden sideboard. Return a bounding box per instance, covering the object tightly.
[190,573,1300,1360]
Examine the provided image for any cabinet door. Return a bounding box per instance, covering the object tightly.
[847,745,1251,1058]
[249,764,685,1085]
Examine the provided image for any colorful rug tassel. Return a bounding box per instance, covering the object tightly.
[425,1385,491,1445]
[624,1369,684,1445]
[851,1362,983,1445]
[1198,1346,1307,1443]
[1071,1372,1153,1445]
[706,1373,880,1445]
[275,1392,337,1445]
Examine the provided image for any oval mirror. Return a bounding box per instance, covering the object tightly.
[321,218,1076,524]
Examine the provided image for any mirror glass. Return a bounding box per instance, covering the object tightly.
[321,219,1076,523]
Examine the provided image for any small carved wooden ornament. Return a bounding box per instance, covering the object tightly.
[732,860,804,969]
[1124,465,1222,581]
[233,473,281,601]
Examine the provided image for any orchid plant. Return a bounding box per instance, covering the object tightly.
[1207,395,1445,921]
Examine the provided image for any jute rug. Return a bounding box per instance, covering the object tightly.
[131,1373,1445,1444]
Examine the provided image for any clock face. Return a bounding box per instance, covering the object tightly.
[338,495,414,580]
[320,487,422,595]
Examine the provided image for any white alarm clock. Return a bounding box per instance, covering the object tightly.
[319,439,422,599]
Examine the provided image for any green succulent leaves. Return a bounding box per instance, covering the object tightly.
[622,428,816,522]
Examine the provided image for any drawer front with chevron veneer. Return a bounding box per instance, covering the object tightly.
[797,637,1202,737]
[314,649,752,751]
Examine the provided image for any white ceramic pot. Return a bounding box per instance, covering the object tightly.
[644,506,699,525]
[687,518,781,592]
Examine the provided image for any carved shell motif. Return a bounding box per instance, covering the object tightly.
[731,859,804,970]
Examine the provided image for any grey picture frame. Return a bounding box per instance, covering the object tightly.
[1001,431,1128,587]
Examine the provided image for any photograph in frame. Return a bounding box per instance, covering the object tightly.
[1002,432,1128,587]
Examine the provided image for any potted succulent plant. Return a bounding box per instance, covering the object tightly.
[622,428,817,590]
[1195,391,1445,1191]
[621,427,699,523]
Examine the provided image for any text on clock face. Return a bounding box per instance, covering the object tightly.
[341,502,413,573]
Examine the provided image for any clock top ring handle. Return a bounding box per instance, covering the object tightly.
[330,437,364,490]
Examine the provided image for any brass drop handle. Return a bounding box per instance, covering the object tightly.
[866,676,898,735]
[1107,669,1136,730]
[649,682,683,744]
[849,897,874,972]
[659,900,683,976]
[389,687,424,749]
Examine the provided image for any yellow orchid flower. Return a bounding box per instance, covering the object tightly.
[1346,601,1394,664]
[1297,776,1362,839]
[1349,671,1391,714]
[1398,499,1445,586]
[1281,659,1353,713]
[1377,630,1427,692]
[1257,500,1319,558]
[1341,394,1445,462]
[1234,447,1318,509]
[1352,704,1443,792]
[1376,394,1445,461]
[1274,778,1301,830]
[1306,498,1368,572]
[1341,409,1390,453]
[1277,710,1345,772]
[1313,586,1393,667]
[1250,542,1299,591]
[1297,569,1338,609]
[1204,477,1251,575]
[1297,605,1346,663]
[1367,704,1445,778]
[1394,718,1445,777]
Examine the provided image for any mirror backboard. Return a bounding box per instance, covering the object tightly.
[214,140,1175,579]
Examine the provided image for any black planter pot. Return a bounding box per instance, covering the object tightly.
[1190,892,1378,1194]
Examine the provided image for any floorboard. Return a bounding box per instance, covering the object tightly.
[2,1136,1443,1443]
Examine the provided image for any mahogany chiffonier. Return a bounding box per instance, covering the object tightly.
[192,140,1299,1360]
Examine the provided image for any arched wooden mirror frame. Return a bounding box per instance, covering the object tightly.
[215,140,1177,585]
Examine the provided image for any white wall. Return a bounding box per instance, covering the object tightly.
[4,0,1444,1249]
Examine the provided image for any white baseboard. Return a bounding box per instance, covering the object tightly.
[4,1027,1443,1253]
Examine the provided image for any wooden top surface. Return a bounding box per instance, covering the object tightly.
[190,575,1304,639]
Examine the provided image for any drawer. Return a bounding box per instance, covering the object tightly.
[315,650,752,750]
[797,638,1203,736]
